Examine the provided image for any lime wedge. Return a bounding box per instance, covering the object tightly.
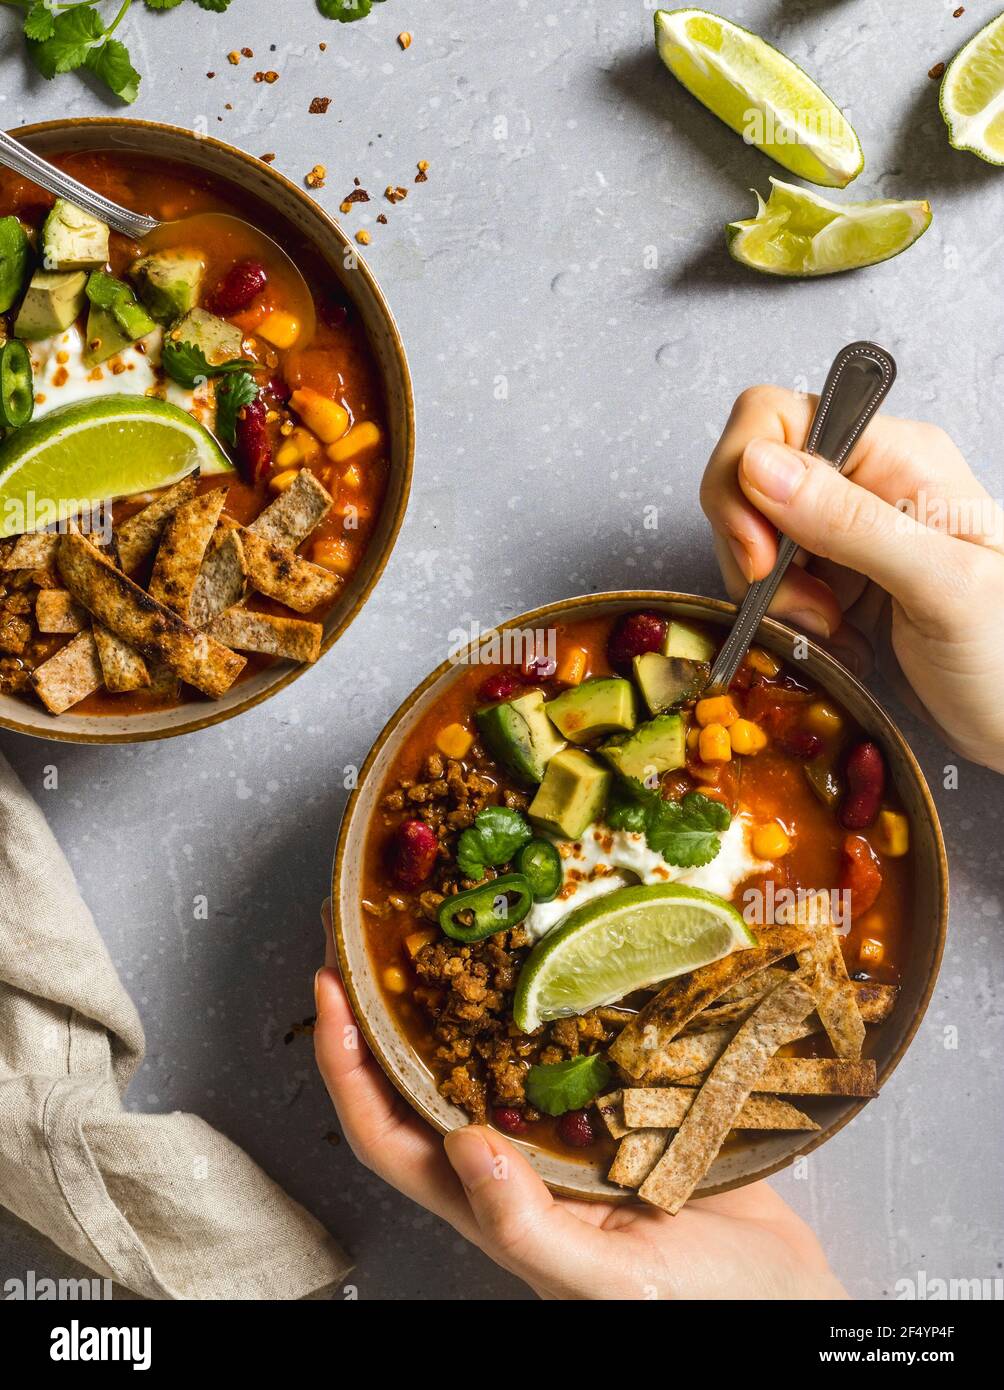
[654,9,863,188]
[512,883,755,1032]
[0,395,233,538]
[727,178,932,277]
[941,12,1004,165]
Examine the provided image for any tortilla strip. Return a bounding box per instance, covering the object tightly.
[115,473,199,574]
[30,631,103,714]
[208,606,323,663]
[795,890,865,1060]
[146,660,181,699]
[609,926,811,1079]
[753,1058,878,1096]
[608,1130,669,1190]
[148,487,228,619]
[2,532,59,570]
[235,525,341,613]
[93,623,151,693]
[35,588,87,634]
[714,966,793,1006]
[596,1091,630,1141]
[639,977,817,1214]
[248,469,332,550]
[57,533,245,699]
[622,1088,820,1132]
[189,528,246,628]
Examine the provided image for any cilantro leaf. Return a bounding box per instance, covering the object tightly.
[192,0,233,10]
[143,0,186,9]
[23,4,56,43]
[86,38,140,103]
[456,806,533,881]
[605,783,648,835]
[214,371,259,448]
[525,1054,611,1117]
[161,337,255,390]
[28,5,105,79]
[645,791,731,868]
[317,0,373,21]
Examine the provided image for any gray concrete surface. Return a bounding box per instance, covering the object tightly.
[1,0,1002,1301]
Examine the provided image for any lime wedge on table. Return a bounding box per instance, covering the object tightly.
[941,12,1004,165]
[0,396,232,539]
[512,883,754,1033]
[727,178,932,277]
[654,9,863,188]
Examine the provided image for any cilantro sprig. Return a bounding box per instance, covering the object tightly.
[161,337,254,390]
[456,806,533,882]
[608,781,731,869]
[214,370,259,447]
[525,1054,611,1117]
[317,0,387,22]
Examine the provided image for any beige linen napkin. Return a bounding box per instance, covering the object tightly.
[0,752,350,1299]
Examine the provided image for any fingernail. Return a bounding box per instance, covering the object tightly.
[742,439,807,504]
[726,533,754,583]
[787,608,832,640]
[444,1130,495,1190]
[314,969,324,1011]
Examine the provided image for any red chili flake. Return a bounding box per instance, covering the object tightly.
[377,214,388,224]
[241,47,254,59]
[206,72,216,79]
[339,188,370,214]
[953,6,965,14]
[415,160,429,183]
[929,61,946,79]
[319,42,328,51]
[264,71,279,84]
[385,185,408,204]
[310,97,332,114]
[353,177,361,186]
[260,152,276,163]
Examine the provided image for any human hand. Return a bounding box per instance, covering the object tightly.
[315,903,846,1301]
[700,386,1004,773]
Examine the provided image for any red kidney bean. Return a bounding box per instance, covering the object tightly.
[477,669,525,703]
[839,740,886,829]
[607,611,667,672]
[493,1107,529,1136]
[267,375,291,404]
[778,729,824,760]
[388,819,439,890]
[320,297,350,329]
[556,1109,595,1148]
[839,834,883,916]
[209,259,268,316]
[234,395,272,484]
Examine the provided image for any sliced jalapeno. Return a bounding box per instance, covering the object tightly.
[0,340,34,430]
[438,873,534,943]
[516,838,562,902]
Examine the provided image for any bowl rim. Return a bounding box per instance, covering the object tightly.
[332,588,950,1202]
[0,116,415,746]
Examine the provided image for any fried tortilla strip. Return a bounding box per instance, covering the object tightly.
[795,890,865,1060]
[750,1058,878,1096]
[58,533,245,699]
[639,977,817,1214]
[609,926,810,1079]
[714,966,793,1006]
[189,528,246,628]
[35,589,87,634]
[30,630,103,714]
[2,532,59,570]
[208,606,323,663]
[596,1091,630,1141]
[115,473,199,574]
[248,469,332,549]
[236,526,341,613]
[148,487,228,619]
[608,1130,669,1190]
[93,623,151,693]
[622,1088,819,1132]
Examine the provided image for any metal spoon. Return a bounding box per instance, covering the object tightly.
[0,129,316,345]
[704,340,897,695]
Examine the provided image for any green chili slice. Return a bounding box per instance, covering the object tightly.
[0,340,34,430]
[516,838,563,902]
[438,873,534,943]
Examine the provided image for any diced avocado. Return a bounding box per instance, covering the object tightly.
[0,216,30,314]
[83,306,132,368]
[600,713,686,783]
[13,269,87,340]
[633,652,708,715]
[476,689,566,785]
[131,251,205,324]
[546,677,638,745]
[171,307,244,366]
[529,748,612,840]
[662,620,716,664]
[86,271,156,344]
[41,199,109,271]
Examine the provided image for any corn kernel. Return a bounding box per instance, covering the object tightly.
[752,821,791,859]
[686,725,701,754]
[290,387,350,444]
[875,809,910,857]
[382,966,408,994]
[268,468,300,493]
[699,722,732,763]
[404,928,437,959]
[257,309,301,349]
[805,701,844,736]
[342,464,362,489]
[696,695,738,728]
[859,937,884,967]
[729,717,768,755]
[311,537,353,573]
[746,646,781,677]
[555,644,588,686]
[436,722,474,760]
[327,421,382,463]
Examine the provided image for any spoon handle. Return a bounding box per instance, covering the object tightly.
[704,340,897,695]
[0,131,158,240]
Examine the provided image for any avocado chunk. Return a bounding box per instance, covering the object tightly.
[546,678,638,744]
[0,216,30,315]
[85,271,156,348]
[41,199,109,271]
[662,620,716,664]
[476,689,566,784]
[600,713,686,783]
[13,269,87,341]
[171,307,244,367]
[82,306,132,368]
[131,251,205,324]
[529,748,612,840]
[633,652,708,715]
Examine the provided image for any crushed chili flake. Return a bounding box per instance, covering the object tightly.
[929,60,946,79]
[260,152,277,163]
[953,5,965,13]
[398,32,412,50]
[415,160,430,183]
[344,188,370,205]
[319,42,327,51]
[207,72,215,79]
[385,185,408,204]
[310,97,332,114]
[354,177,361,186]
[242,47,254,58]
[227,51,240,66]
[225,103,233,111]
[265,71,279,84]
[306,164,327,189]
[377,214,388,224]
[356,229,372,246]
